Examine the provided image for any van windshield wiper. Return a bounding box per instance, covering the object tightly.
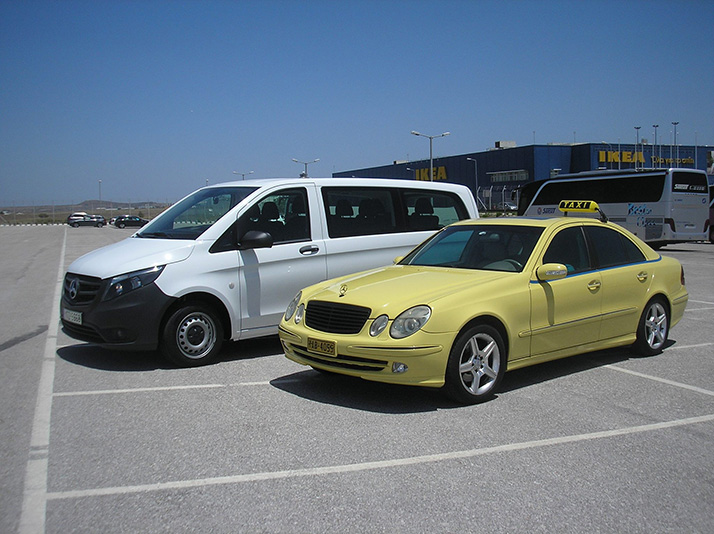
[137,231,172,239]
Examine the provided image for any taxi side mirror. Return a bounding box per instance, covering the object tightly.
[536,263,568,281]
[393,256,404,265]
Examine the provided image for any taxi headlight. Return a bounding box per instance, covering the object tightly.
[294,303,305,324]
[370,314,389,337]
[102,265,165,301]
[284,292,301,321]
[390,306,431,339]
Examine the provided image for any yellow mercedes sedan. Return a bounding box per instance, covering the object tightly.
[279,201,688,404]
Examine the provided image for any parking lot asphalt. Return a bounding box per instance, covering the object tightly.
[2,226,713,533]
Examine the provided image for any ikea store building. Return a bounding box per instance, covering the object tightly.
[333,141,714,210]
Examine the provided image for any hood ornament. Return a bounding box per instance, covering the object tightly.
[339,284,348,297]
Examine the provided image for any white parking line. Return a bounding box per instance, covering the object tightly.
[45,412,714,501]
[53,381,274,397]
[19,228,66,534]
[605,364,714,397]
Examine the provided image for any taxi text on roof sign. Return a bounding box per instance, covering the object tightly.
[558,200,599,212]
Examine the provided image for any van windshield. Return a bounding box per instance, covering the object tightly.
[137,186,258,240]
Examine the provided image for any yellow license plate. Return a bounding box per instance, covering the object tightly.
[307,337,337,357]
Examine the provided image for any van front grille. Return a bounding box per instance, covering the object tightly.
[305,301,371,334]
[64,273,102,305]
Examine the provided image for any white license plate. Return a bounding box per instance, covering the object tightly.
[307,337,336,357]
[63,308,83,325]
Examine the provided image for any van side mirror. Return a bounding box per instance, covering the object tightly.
[536,263,568,281]
[238,230,273,250]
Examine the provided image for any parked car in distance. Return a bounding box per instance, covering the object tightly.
[113,215,149,228]
[280,200,689,404]
[496,201,518,211]
[66,213,106,227]
[60,177,478,367]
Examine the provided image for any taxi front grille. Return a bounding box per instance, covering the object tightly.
[64,273,102,305]
[305,301,371,334]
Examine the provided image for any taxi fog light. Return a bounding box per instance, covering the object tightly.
[370,315,389,337]
[392,362,408,374]
[294,304,305,324]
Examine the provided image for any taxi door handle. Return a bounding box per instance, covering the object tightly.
[587,280,601,291]
[637,271,648,282]
[299,245,320,256]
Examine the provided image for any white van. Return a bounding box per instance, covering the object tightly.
[61,178,478,366]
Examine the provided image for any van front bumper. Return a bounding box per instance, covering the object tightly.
[60,278,175,351]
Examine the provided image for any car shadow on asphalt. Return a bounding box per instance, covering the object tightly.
[56,344,169,371]
[56,335,285,371]
[271,370,453,414]
[270,339,677,414]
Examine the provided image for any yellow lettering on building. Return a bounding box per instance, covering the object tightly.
[598,150,644,164]
[415,166,448,181]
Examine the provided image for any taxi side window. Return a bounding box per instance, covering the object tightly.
[543,227,590,274]
[584,226,645,268]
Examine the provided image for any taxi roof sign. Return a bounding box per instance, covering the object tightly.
[558,200,600,212]
[558,200,608,222]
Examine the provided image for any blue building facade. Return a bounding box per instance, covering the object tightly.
[333,143,713,207]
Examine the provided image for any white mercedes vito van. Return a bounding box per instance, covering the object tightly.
[61,178,478,366]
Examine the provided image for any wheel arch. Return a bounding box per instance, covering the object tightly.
[160,291,232,342]
[456,314,510,356]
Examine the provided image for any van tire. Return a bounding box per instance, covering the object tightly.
[161,305,224,367]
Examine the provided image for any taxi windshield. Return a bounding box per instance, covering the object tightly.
[137,186,257,240]
[401,224,543,272]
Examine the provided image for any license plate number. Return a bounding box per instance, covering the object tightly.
[307,337,336,357]
[63,308,83,325]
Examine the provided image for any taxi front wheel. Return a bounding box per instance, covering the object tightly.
[161,305,224,367]
[633,297,669,356]
[444,324,506,404]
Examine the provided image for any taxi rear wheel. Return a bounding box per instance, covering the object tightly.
[444,324,506,404]
[633,297,669,356]
[161,305,224,367]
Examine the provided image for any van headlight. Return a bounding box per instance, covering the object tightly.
[390,306,431,339]
[102,265,165,301]
[285,292,302,321]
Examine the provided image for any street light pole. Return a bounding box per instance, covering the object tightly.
[672,121,679,164]
[292,158,319,178]
[634,126,641,170]
[411,130,450,181]
[653,124,659,167]
[232,170,254,180]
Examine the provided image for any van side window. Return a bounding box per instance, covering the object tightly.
[322,188,397,238]
[403,191,466,230]
[322,187,469,238]
[237,188,310,244]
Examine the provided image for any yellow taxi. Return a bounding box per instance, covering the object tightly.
[279,201,688,404]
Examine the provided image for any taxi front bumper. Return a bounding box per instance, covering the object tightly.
[279,323,454,388]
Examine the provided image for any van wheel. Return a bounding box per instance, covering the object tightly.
[633,297,669,356]
[162,305,224,367]
[443,324,506,404]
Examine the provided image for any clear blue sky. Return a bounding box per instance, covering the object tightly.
[1,0,713,206]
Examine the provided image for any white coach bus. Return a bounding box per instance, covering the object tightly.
[518,168,709,248]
